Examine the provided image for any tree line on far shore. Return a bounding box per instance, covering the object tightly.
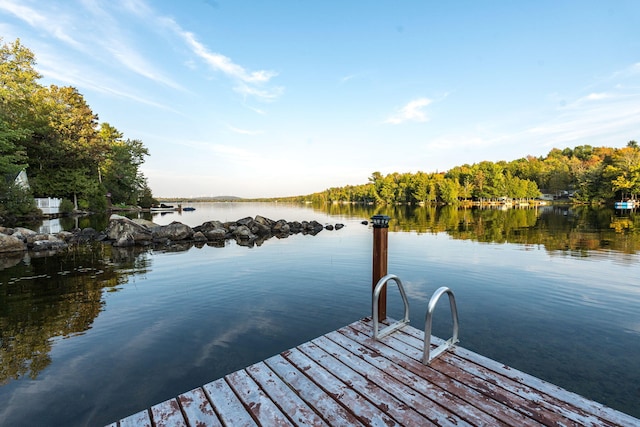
[278,142,639,205]
[0,38,157,220]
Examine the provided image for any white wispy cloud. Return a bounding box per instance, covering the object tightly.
[428,63,640,159]
[36,53,179,113]
[245,105,268,115]
[609,61,640,80]
[105,42,184,91]
[0,0,82,48]
[78,0,184,90]
[227,125,264,136]
[340,74,357,84]
[585,92,610,101]
[527,80,640,146]
[173,28,283,101]
[179,30,262,83]
[145,11,282,102]
[384,98,432,124]
[233,81,284,100]
[2,0,281,106]
[119,0,152,16]
[0,0,183,91]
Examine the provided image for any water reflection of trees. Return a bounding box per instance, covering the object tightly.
[0,244,151,384]
[315,203,640,255]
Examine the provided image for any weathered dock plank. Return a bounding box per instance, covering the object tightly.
[264,354,364,426]
[226,369,294,426]
[245,362,329,426]
[282,347,400,427]
[202,378,258,426]
[296,340,438,426]
[177,387,222,427]
[109,318,640,427]
[150,399,186,427]
[116,409,152,427]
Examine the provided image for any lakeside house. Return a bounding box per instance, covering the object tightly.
[12,169,29,189]
[7,169,62,215]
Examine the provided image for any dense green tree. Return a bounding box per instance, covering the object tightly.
[371,172,397,204]
[100,124,150,206]
[0,39,39,217]
[605,145,640,201]
[137,181,158,208]
[0,118,28,177]
[0,38,42,128]
[410,171,429,204]
[26,85,107,208]
[438,178,460,204]
[0,38,155,214]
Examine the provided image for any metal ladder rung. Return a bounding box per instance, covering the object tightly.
[372,274,410,340]
[423,286,459,365]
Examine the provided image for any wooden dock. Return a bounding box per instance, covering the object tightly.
[107,317,639,426]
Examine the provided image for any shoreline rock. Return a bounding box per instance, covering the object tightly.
[0,215,347,256]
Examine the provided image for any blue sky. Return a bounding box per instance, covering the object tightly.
[1,0,638,198]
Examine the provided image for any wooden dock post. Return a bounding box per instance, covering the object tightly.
[371,215,390,321]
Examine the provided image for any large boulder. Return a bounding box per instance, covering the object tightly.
[105,214,152,244]
[0,252,23,269]
[248,216,271,235]
[152,221,193,241]
[56,231,75,242]
[113,232,135,247]
[75,227,100,242]
[132,218,157,228]
[254,215,275,228]
[29,234,68,252]
[236,217,254,226]
[204,227,227,240]
[288,221,303,233]
[11,227,37,242]
[197,220,226,232]
[272,219,290,235]
[197,220,228,240]
[0,233,27,253]
[232,225,256,241]
[193,231,208,242]
[303,220,324,235]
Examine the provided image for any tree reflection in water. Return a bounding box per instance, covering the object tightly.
[316,203,640,255]
[0,244,151,384]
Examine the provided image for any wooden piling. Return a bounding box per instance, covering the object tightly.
[371,215,390,321]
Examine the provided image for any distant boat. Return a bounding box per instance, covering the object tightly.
[150,203,177,212]
[614,200,636,209]
[182,207,196,211]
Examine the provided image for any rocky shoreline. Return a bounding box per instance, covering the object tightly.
[0,214,347,257]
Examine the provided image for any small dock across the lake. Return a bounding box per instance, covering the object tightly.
[107,317,638,426]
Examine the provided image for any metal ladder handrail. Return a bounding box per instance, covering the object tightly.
[372,274,410,340]
[423,286,459,365]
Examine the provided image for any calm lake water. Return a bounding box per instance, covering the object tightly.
[1,202,639,426]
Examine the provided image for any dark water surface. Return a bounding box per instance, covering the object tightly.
[1,203,639,426]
